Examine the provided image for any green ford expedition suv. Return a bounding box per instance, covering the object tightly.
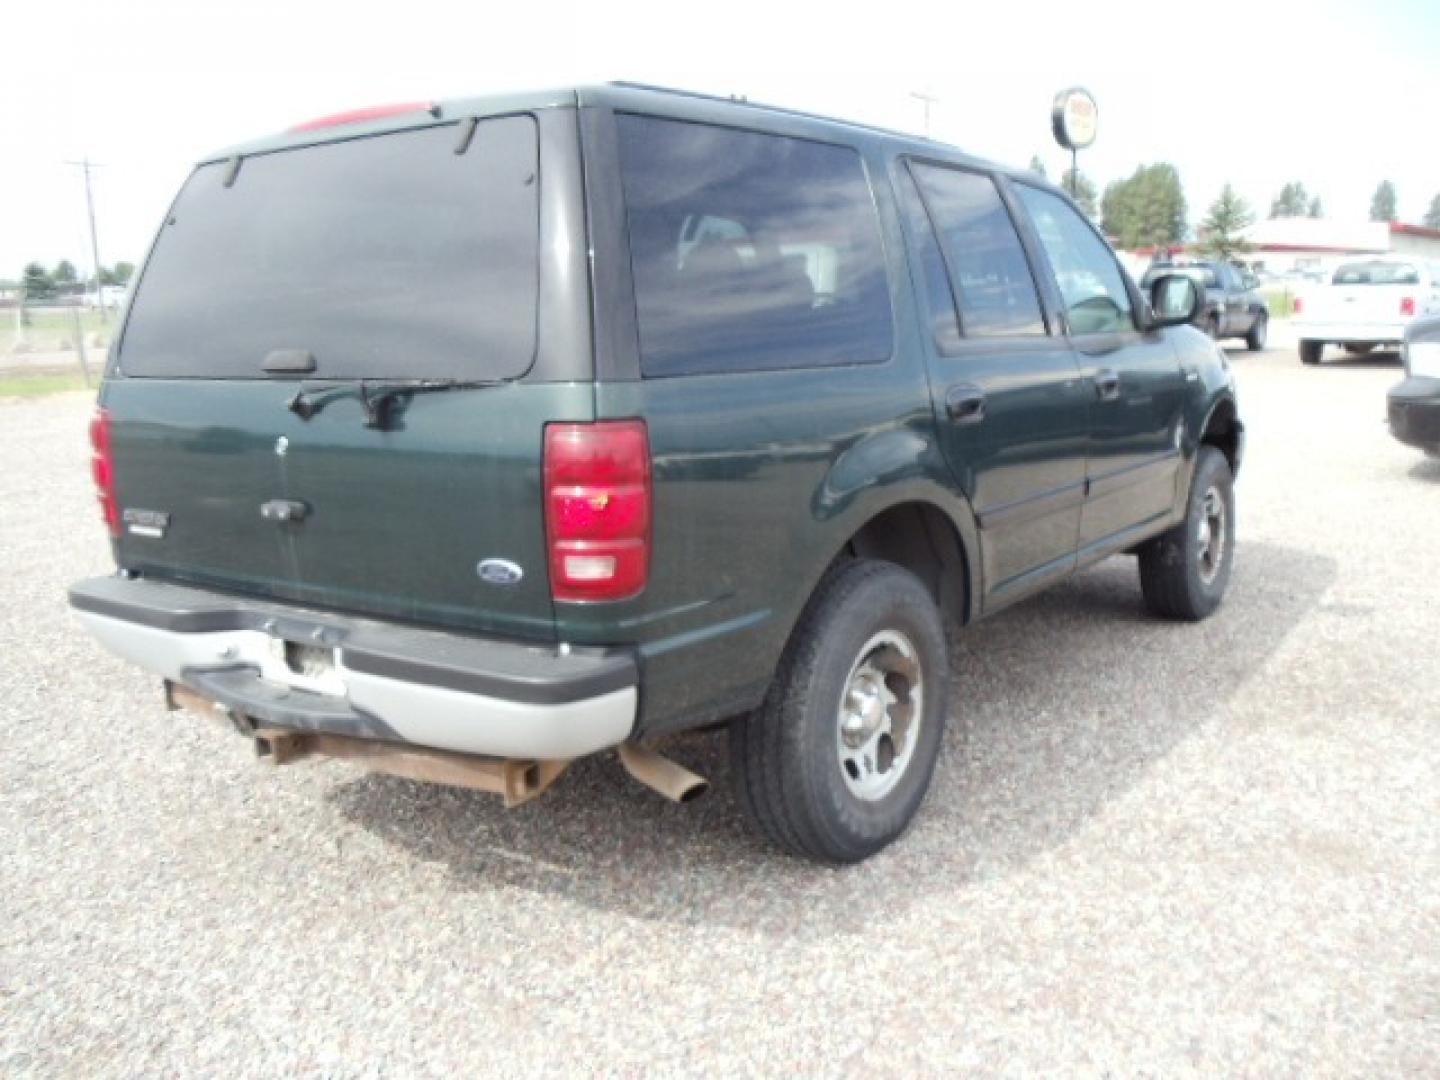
[70,83,1243,863]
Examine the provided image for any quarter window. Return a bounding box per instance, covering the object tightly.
[1015,184,1135,335]
[907,164,1046,340]
[616,115,893,376]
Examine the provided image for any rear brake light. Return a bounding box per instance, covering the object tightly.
[1293,296,1303,314]
[288,101,435,133]
[1401,296,1416,317]
[544,421,651,602]
[89,408,120,537]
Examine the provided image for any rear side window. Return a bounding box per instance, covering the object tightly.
[905,163,1045,340]
[1014,183,1135,335]
[120,117,540,380]
[616,115,893,377]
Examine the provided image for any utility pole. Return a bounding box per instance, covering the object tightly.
[64,157,106,319]
[909,89,940,137]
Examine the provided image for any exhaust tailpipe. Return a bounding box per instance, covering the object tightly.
[618,742,709,803]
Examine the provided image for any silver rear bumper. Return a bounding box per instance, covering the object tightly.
[71,576,637,761]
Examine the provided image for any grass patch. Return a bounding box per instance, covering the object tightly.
[1264,289,1295,320]
[0,371,93,398]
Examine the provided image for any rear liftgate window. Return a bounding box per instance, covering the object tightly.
[120,116,540,380]
[616,114,894,376]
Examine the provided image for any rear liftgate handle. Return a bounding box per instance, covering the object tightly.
[945,383,987,425]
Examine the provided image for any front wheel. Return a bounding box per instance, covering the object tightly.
[1300,339,1324,365]
[1137,447,1236,621]
[1245,314,1268,351]
[731,559,948,864]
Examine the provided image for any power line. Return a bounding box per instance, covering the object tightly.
[909,89,940,137]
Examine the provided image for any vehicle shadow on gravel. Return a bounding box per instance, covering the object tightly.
[330,539,1335,940]
[1407,457,1440,482]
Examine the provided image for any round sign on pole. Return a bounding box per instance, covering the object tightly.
[1051,87,1098,151]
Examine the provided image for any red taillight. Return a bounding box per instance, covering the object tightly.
[544,421,651,602]
[1293,296,1303,314]
[89,408,120,537]
[288,101,435,133]
[1401,296,1416,317]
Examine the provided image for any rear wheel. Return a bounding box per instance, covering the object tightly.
[731,559,948,864]
[1138,447,1235,621]
[1300,339,1323,365]
[1245,314,1268,351]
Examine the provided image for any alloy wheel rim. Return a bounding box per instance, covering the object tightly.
[836,630,923,801]
[1196,486,1227,585]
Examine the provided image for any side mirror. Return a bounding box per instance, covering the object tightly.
[1148,273,1203,328]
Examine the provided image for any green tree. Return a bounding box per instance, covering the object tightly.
[1195,184,1255,261]
[21,262,52,300]
[1100,163,1187,249]
[1061,167,1099,218]
[1308,196,1323,218]
[1269,181,1312,218]
[100,261,135,287]
[1370,180,1397,222]
[1424,194,1440,229]
[52,259,78,285]
[1027,155,1047,179]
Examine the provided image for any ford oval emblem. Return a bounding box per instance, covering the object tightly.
[476,559,524,586]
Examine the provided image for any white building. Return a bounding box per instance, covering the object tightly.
[1119,219,1440,280]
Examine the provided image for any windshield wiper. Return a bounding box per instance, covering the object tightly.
[285,378,505,430]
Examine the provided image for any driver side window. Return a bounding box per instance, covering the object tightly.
[1014,184,1134,335]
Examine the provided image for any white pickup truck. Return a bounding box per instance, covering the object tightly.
[1293,258,1440,365]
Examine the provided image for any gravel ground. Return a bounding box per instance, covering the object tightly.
[3,331,1438,1076]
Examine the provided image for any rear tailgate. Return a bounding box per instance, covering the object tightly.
[104,112,589,641]
[1303,260,1435,328]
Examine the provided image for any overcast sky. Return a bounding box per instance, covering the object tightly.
[4,0,1437,280]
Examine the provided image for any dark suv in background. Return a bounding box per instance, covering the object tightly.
[70,84,1242,863]
[1141,259,1268,350]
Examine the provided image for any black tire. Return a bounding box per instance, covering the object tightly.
[1138,447,1235,621]
[1300,339,1323,365]
[1205,314,1221,340]
[1245,314,1268,351]
[731,559,948,864]
[1343,343,1375,356]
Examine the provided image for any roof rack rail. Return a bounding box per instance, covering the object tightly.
[605,81,945,145]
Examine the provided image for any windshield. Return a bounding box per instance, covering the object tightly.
[1141,264,1217,288]
[1331,261,1420,286]
[119,117,540,380]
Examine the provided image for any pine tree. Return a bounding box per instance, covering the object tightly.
[1424,194,1440,229]
[1196,184,1255,261]
[1269,182,1311,219]
[1370,180,1397,222]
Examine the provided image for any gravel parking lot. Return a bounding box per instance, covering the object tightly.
[3,329,1438,1075]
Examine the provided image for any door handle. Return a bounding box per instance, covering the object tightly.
[944,383,986,424]
[260,499,309,523]
[1094,368,1121,401]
